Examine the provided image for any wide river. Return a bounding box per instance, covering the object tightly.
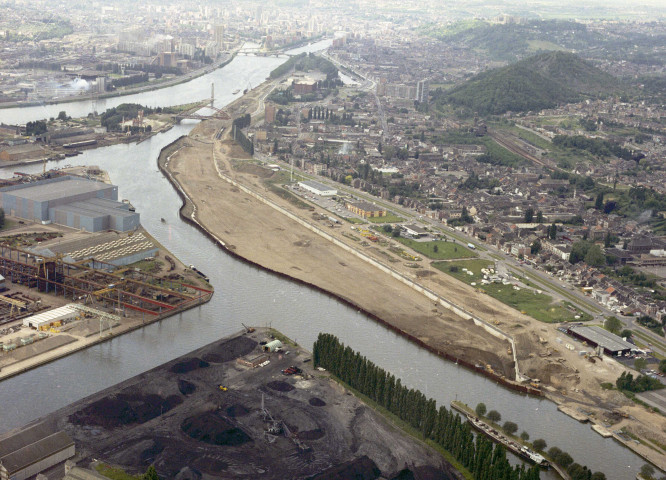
[0,40,648,479]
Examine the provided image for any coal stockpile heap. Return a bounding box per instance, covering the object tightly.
[201,336,257,363]
[57,329,452,480]
[181,411,252,446]
[140,440,165,465]
[225,404,250,417]
[308,455,381,480]
[169,357,210,373]
[178,379,197,395]
[266,380,294,392]
[70,392,183,429]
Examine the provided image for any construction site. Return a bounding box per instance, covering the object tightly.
[27,327,455,480]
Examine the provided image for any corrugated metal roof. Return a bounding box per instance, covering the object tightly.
[3,177,113,203]
[299,180,336,193]
[1,431,74,473]
[53,200,136,218]
[569,325,634,353]
[23,305,78,328]
[0,422,54,458]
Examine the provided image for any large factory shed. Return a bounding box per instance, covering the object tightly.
[37,231,159,267]
[0,176,139,232]
[50,198,139,233]
[299,180,337,196]
[0,422,75,480]
[567,325,634,356]
[23,304,78,330]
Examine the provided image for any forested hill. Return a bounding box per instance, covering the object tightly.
[437,51,620,116]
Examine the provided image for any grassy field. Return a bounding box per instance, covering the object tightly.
[434,260,591,323]
[366,213,404,223]
[509,268,602,314]
[395,237,477,260]
[0,219,18,231]
[95,464,141,480]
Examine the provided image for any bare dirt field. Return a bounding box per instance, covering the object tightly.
[48,328,456,480]
[165,121,514,377]
[161,94,666,469]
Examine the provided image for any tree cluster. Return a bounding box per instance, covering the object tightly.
[636,315,664,336]
[569,240,605,267]
[553,135,634,161]
[616,371,664,393]
[100,104,153,131]
[459,172,499,191]
[232,114,252,129]
[313,333,541,480]
[25,120,47,136]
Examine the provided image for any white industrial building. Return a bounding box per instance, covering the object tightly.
[402,224,428,238]
[0,422,75,480]
[23,305,78,330]
[298,180,337,197]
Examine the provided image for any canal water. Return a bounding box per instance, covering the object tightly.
[0,41,647,480]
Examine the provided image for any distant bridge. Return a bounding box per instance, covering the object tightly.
[174,99,231,123]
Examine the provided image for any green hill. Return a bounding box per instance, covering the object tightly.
[442,20,600,61]
[439,51,620,115]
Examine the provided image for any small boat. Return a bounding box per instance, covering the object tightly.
[161,218,166,223]
[232,89,240,94]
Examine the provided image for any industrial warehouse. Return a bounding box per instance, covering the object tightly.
[0,169,214,390]
[298,180,337,197]
[0,422,75,480]
[0,176,140,232]
[565,324,635,357]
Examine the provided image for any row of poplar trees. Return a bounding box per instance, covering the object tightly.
[232,115,254,155]
[313,333,541,480]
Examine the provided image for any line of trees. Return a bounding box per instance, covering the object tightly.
[110,73,149,89]
[17,61,62,71]
[313,333,541,480]
[232,125,254,155]
[96,63,181,76]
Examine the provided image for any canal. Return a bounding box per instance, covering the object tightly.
[0,41,647,479]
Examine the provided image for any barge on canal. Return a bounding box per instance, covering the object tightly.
[451,402,550,468]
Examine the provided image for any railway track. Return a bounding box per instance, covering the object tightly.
[488,129,563,172]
